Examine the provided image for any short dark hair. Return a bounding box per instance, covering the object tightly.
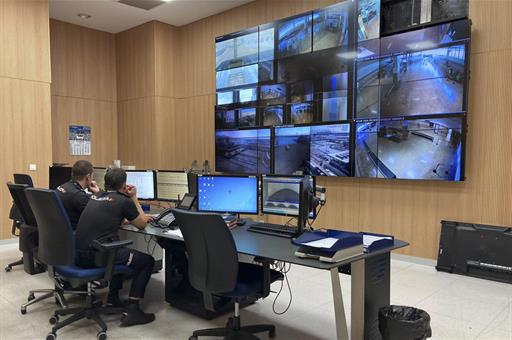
[104,168,127,191]
[71,160,93,181]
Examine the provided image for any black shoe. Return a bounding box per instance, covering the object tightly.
[120,303,155,327]
[106,296,129,309]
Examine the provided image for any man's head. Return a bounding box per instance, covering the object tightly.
[72,160,94,186]
[104,168,128,192]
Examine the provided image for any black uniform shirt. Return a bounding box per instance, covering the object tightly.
[56,180,91,230]
[75,191,140,251]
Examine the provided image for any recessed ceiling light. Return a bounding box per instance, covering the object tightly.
[77,13,91,19]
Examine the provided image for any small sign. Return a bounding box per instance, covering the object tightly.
[69,125,91,156]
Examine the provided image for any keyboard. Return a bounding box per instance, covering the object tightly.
[248,222,298,238]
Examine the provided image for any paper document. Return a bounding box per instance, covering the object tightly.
[363,235,392,247]
[164,229,183,239]
[302,237,339,248]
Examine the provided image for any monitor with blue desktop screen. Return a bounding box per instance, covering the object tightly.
[125,170,156,200]
[197,175,258,214]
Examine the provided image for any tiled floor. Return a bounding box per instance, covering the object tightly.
[0,242,510,340]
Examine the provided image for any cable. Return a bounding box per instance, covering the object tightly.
[271,261,293,315]
[307,204,324,230]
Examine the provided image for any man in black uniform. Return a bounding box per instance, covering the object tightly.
[75,168,155,327]
[56,160,100,230]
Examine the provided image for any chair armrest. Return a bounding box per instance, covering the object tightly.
[91,239,133,282]
[91,239,133,251]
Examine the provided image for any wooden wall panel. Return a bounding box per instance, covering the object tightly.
[116,22,156,101]
[0,78,52,239]
[0,0,51,82]
[51,96,117,167]
[50,20,116,101]
[155,22,179,98]
[171,0,512,259]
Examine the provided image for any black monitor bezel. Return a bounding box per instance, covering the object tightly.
[196,174,259,215]
[125,170,156,201]
[260,174,305,218]
[155,170,189,202]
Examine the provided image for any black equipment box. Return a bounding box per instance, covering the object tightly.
[436,220,512,284]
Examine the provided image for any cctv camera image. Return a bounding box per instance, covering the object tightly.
[274,126,311,175]
[278,15,313,58]
[313,2,351,51]
[216,32,258,71]
[357,0,380,41]
[310,124,351,176]
[215,129,271,174]
[355,117,463,180]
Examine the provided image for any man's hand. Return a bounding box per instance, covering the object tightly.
[143,214,154,224]
[126,185,137,198]
[89,180,100,194]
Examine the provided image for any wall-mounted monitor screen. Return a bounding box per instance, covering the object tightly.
[260,84,286,104]
[217,91,233,105]
[355,117,464,180]
[313,1,352,51]
[263,105,284,126]
[357,0,380,41]
[238,108,257,127]
[216,31,259,71]
[278,14,313,59]
[215,128,271,174]
[274,123,351,176]
[290,103,314,124]
[238,88,257,103]
[259,26,275,62]
[216,64,258,90]
[290,81,313,103]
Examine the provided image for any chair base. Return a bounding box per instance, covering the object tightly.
[5,257,23,272]
[190,316,275,340]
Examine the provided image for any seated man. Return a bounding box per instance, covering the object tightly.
[75,168,155,327]
[56,160,100,230]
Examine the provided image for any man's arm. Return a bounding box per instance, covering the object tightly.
[126,185,152,230]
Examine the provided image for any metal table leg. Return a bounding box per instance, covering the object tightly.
[330,267,349,340]
[351,259,365,340]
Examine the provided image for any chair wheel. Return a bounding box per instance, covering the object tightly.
[46,332,56,340]
[20,307,26,315]
[5,265,12,272]
[49,315,59,325]
[269,329,276,338]
[97,331,107,340]
[27,293,35,301]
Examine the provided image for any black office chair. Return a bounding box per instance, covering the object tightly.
[172,209,283,340]
[5,174,41,273]
[25,188,132,340]
[6,183,71,314]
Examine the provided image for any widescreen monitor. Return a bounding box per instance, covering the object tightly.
[216,64,258,90]
[215,128,271,174]
[197,175,258,214]
[92,167,107,191]
[125,170,156,200]
[49,166,72,190]
[262,106,283,126]
[238,88,257,103]
[313,1,351,51]
[156,170,189,201]
[216,30,259,71]
[217,91,233,105]
[278,14,313,58]
[238,108,257,127]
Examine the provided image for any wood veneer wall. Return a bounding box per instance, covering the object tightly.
[172,0,512,259]
[50,20,118,167]
[0,0,53,239]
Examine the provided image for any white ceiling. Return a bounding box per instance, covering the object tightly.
[49,0,255,33]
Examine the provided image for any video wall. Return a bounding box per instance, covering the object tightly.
[214,0,470,181]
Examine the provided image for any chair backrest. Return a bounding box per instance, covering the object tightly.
[172,209,238,294]
[25,188,75,266]
[7,183,37,226]
[13,174,34,187]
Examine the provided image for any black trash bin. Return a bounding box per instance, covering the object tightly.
[379,305,432,340]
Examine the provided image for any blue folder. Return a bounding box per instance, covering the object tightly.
[293,230,363,252]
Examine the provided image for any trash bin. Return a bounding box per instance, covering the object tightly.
[379,305,432,340]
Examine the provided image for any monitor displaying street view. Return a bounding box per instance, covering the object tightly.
[278,14,313,58]
[313,1,351,51]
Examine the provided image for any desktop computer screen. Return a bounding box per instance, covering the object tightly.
[261,175,303,217]
[92,167,107,191]
[197,175,258,214]
[125,170,156,200]
[156,170,189,201]
[49,166,72,190]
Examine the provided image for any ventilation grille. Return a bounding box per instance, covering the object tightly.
[118,0,166,11]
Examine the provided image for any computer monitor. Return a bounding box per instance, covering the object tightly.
[197,175,258,214]
[92,167,107,191]
[125,170,156,200]
[49,166,72,190]
[156,170,189,201]
[261,175,304,217]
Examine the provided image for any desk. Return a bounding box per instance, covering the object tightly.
[122,223,408,340]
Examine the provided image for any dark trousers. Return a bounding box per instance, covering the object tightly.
[77,248,155,299]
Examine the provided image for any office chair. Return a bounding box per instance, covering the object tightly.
[6,183,70,314]
[172,209,283,340]
[25,188,132,340]
[5,174,39,273]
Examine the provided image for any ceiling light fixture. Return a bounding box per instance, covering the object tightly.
[77,13,92,19]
